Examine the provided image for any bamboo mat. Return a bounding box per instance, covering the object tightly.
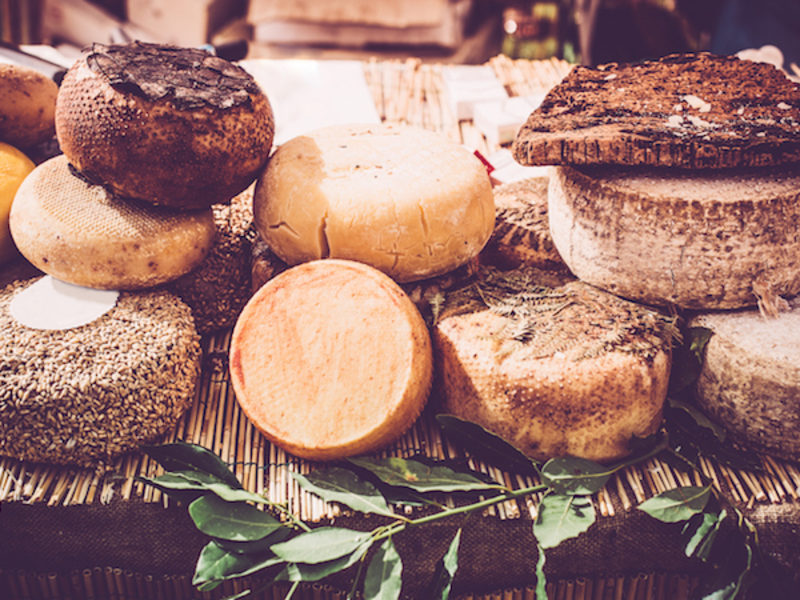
[2,55,800,518]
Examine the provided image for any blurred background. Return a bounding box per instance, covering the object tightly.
[1,0,798,69]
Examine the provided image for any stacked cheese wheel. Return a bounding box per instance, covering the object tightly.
[507,52,800,462]
[1,42,274,468]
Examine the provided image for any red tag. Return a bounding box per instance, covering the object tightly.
[473,149,495,175]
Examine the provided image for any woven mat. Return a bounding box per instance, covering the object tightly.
[2,56,799,600]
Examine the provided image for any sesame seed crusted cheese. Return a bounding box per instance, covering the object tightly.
[0,278,201,469]
[9,155,216,291]
[253,123,495,283]
[433,266,675,464]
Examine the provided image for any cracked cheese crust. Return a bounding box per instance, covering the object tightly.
[253,123,495,283]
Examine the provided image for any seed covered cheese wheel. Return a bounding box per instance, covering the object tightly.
[253,123,495,283]
[548,164,800,310]
[9,155,216,290]
[690,299,800,461]
[230,259,433,461]
[0,278,201,468]
[55,41,274,210]
[434,266,675,463]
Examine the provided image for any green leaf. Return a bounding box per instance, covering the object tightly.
[349,457,502,494]
[214,527,292,556]
[292,468,396,518]
[363,538,403,600]
[278,544,370,583]
[667,397,726,443]
[533,493,596,549]
[271,527,372,564]
[540,457,611,495]
[668,327,713,395]
[638,485,712,523]
[435,414,539,475]
[141,442,242,489]
[188,494,285,542]
[534,545,547,600]
[428,529,461,600]
[145,471,270,505]
[192,541,257,587]
[684,509,726,561]
[702,541,754,600]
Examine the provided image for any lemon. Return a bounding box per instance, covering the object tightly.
[0,141,35,263]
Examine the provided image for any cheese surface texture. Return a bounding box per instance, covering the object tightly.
[10,155,216,290]
[0,142,35,263]
[434,266,674,463]
[230,259,433,461]
[0,278,201,468]
[690,299,800,461]
[548,164,800,309]
[253,123,495,283]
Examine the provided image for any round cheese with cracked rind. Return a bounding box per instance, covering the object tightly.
[9,155,216,290]
[0,277,201,468]
[230,259,433,461]
[253,123,495,283]
[434,265,675,464]
[690,299,800,461]
[548,164,800,310]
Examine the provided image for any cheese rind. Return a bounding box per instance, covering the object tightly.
[434,267,674,463]
[230,259,433,461]
[9,155,216,290]
[548,164,800,309]
[0,63,58,149]
[690,300,800,460]
[253,123,495,283]
[0,142,35,263]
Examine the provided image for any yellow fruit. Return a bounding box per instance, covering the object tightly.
[0,63,58,149]
[0,142,35,263]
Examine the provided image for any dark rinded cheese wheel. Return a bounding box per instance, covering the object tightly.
[513,52,800,169]
[0,278,201,468]
[10,155,216,290]
[690,300,800,461]
[230,259,433,461]
[547,164,800,310]
[55,41,274,210]
[253,123,495,283]
[433,265,675,464]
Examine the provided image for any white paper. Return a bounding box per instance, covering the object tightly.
[239,59,381,147]
[10,276,119,330]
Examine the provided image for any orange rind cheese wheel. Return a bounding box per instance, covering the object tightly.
[230,259,433,461]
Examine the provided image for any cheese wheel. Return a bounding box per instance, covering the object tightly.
[9,155,216,290]
[690,299,800,461]
[548,164,800,310]
[434,266,674,463]
[0,278,201,468]
[230,259,433,461]
[55,41,274,210]
[0,63,58,150]
[0,142,35,263]
[253,123,495,283]
[164,188,257,334]
[483,175,568,272]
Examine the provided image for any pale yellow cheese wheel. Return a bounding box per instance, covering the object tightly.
[230,259,433,461]
[253,123,495,283]
[9,155,216,290]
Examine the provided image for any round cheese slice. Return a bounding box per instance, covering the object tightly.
[0,277,201,468]
[9,155,216,290]
[548,164,800,310]
[483,175,568,272]
[253,123,495,283]
[690,299,800,460]
[230,259,434,461]
[433,266,675,463]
